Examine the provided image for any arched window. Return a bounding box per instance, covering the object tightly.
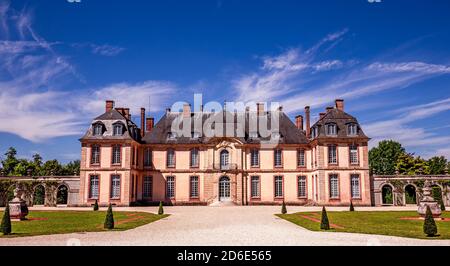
[113,123,124,136]
[220,150,229,168]
[93,123,104,136]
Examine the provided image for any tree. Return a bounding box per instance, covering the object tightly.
[39,160,63,176]
[432,187,446,211]
[320,207,330,230]
[396,153,430,175]
[1,203,12,235]
[350,201,355,212]
[104,204,114,230]
[428,156,448,175]
[369,140,405,175]
[93,200,99,211]
[62,160,80,176]
[1,147,19,176]
[158,201,164,215]
[423,206,438,237]
[281,201,287,214]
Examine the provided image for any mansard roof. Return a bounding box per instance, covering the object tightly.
[311,108,369,140]
[80,109,142,142]
[142,111,309,145]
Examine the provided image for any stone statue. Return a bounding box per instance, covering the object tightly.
[9,187,29,221]
[418,181,442,218]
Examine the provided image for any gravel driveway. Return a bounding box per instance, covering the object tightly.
[1,206,449,246]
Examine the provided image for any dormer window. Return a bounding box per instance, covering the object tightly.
[326,123,337,136]
[311,127,318,138]
[168,132,178,140]
[113,123,124,136]
[348,123,358,136]
[93,123,104,136]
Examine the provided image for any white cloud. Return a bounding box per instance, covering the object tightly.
[90,44,125,56]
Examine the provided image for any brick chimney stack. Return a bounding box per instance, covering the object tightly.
[146,117,155,132]
[305,106,311,138]
[296,115,304,131]
[335,99,344,112]
[326,106,334,112]
[124,108,130,120]
[140,108,146,137]
[106,100,114,113]
[319,112,326,120]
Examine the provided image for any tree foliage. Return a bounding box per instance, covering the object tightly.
[281,201,287,214]
[369,140,405,175]
[1,203,12,235]
[428,156,448,175]
[423,206,438,237]
[396,153,430,175]
[158,201,164,215]
[320,207,330,230]
[104,204,114,230]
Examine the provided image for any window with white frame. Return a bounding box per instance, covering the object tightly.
[166,176,175,198]
[329,174,339,199]
[351,174,361,199]
[144,148,152,167]
[110,175,121,199]
[326,123,337,136]
[250,149,260,167]
[298,176,307,198]
[348,123,358,136]
[274,149,282,167]
[190,176,199,198]
[89,175,99,199]
[143,176,152,198]
[190,148,199,168]
[93,123,104,136]
[328,145,337,164]
[113,123,124,136]
[311,127,318,138]
[91,145,100,165]
[112,145,121,165]
[274,176,283,198]
[349,144,359,164]
[220,150,229,168]
[297,149,306,167]
[251,176,260,198]
[167,149,175,168]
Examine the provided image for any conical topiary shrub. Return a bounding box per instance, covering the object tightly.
[320,206,330,230]
[350,201,355,212]
[158,201,164,215]
[281,201,287,214]
[1,203,12,235]
[93,200,99,211]
[104,204,114,230]
[423,205,438,237]
[439,199,446,211]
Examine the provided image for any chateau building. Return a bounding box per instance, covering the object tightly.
[79,99,372,206]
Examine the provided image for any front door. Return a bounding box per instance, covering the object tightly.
[219,176,231,201]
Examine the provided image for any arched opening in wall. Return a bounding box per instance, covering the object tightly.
[431,185,443,205]
[57,185,69,205]
[382,185,393,205]
[33,185,45,205]
[219,176,231,201]
[405,185,417,205]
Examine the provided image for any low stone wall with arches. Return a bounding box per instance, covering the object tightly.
[372,175,450,207]
[0,176,80,207]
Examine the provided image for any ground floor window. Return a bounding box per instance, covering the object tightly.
[110,175,121,199]
[190,176,199,198]
[329,174,339,199]
[251,176,260,198]
[143,176,153,198]
[89,175,99,199]
[166,176,175,199]
[350,174,361,199]
[274,176,283,198]
[298,176,307,198]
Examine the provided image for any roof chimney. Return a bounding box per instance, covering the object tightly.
[326,106,334,112]
[140,108,146,137]
[146,117,154,132]
[166,108,171,115]
[257,103,265,116]
[305,106,311,138]
[295,115,304,131]
[106,100,114,113]
[183,104,191,118]
[335,99,344,112]
[319,112,326,120]
[124,108,130,120]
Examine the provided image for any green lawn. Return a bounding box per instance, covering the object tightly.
[0,211,169,238]
[277,211,450,239]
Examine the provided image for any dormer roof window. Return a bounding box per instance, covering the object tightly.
[326,123,337,136]
[93,123,104,136]
[168,132,178,140]
[113,123,124,136]
[348,123,358,136]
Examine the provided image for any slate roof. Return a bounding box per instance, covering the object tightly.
[311,108,368,139]
[142,111,309,145]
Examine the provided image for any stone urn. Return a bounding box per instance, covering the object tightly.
[9,187,29,221]
[417,181,442,218]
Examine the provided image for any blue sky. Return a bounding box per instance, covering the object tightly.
[0,0,450,163]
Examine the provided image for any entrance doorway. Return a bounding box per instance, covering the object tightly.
[219,176,231,201]
[405,185,417,205]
